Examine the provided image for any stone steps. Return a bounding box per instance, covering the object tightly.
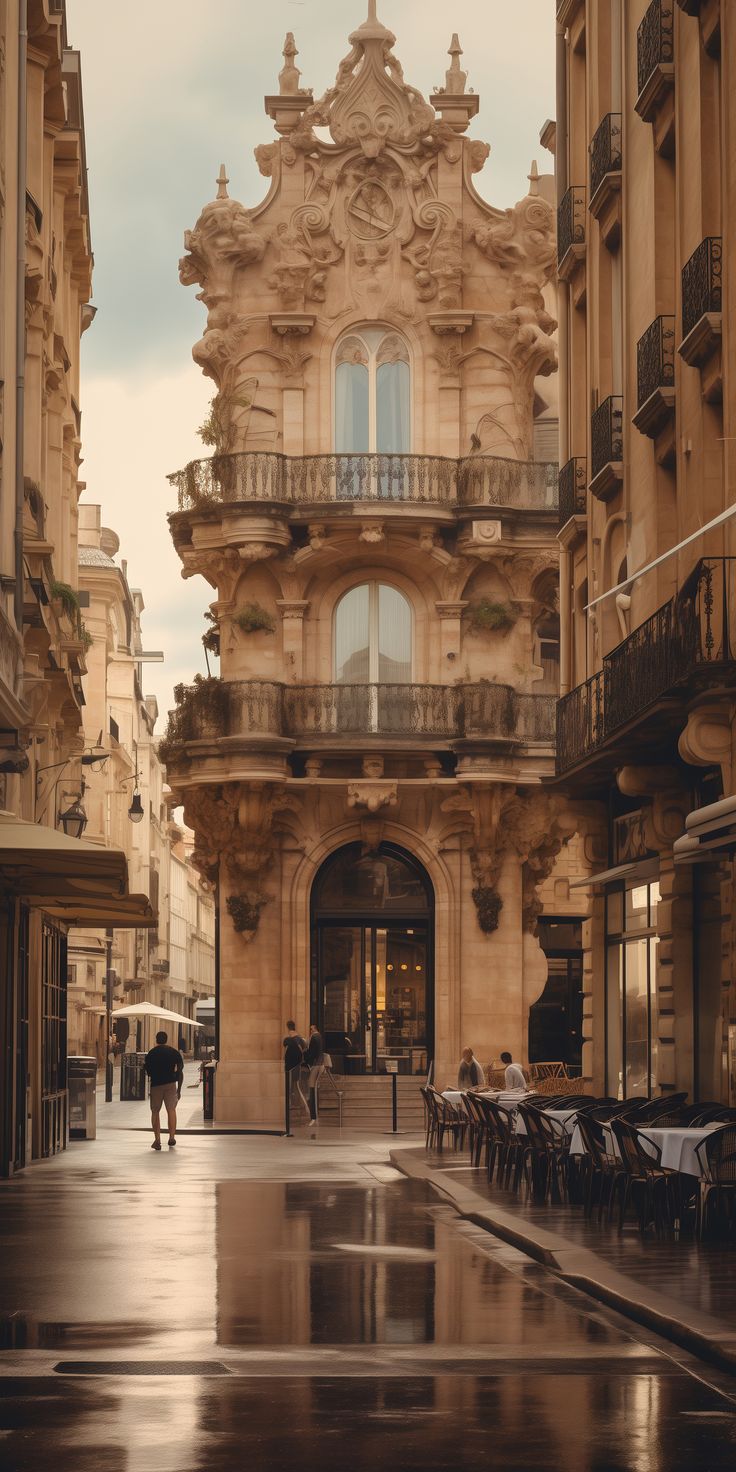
[315,1075,426,1129]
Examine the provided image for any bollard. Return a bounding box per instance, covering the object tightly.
[284,1069,292,1137]
[383,1060,406,1135]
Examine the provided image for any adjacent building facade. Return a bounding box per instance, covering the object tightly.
[554,0,735,1101]
[163,6,587,1123]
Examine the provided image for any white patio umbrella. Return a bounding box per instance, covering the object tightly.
[111,1002,204,1028]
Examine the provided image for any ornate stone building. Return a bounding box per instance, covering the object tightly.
[554,0,735,1103]
[164,5,581,1123]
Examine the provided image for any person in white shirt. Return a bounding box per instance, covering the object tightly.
[500,1051,527,1091]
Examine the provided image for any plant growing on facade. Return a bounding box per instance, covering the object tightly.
[50,579,81,625]
[158,675,227,762]
[202,609,220,657]
[471,883,504,934]
[233,602,276,635]
[79,622,93,651]
[468,599,517,634]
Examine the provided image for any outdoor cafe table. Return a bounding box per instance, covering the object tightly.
[567,1120,724,1175]
[514,1106,581,1139]
[442,1089,533,1110]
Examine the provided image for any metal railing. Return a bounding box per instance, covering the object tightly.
[591,396,623,479]
[557,185,586,266]
[168,452,558,514]
[636,316,675,407]
[558,457,587,526]
[681,237,722,339]
[161,679,558,750]
[637,0,675,98]
[589,113,622,199]
[556,559,736,773]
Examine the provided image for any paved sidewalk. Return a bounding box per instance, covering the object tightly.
[391,1146,736,1374]
[95,1060,287,1132]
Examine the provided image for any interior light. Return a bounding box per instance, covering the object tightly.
[387,963,394,972]
[415,964,422,972]
[400,963,408,971]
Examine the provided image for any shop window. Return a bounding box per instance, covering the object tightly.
[605,876,660,1098]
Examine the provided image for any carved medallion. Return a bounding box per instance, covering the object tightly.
[347,179,395,240]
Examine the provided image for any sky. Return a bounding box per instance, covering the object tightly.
[66,0,556,726]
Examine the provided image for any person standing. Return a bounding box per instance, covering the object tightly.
[500,1051,527,1091]
[283,1020,309,1119]
[305,1024,325,1124]
[145,1030,184,1150]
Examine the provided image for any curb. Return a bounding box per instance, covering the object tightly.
[391,1147,736,1377]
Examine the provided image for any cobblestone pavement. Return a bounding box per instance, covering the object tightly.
[0,1120,735,1471]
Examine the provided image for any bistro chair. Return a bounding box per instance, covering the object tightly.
[428,1087,466,1152]
[461,1090,487,1167]
[694,1126,736,1239]
[609,1118,680,1236]
[574,1111,619,1219]
[516,1102,568,1203]
[626,1093,689,1124]
[420,1086,436,1149]
[476,1097,521,1189]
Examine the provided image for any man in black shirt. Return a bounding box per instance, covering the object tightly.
[283,1020,308,1120]
[144,1030,184,1150]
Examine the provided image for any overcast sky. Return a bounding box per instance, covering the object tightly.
[66,0,556,725]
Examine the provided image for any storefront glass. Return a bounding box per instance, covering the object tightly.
[605,876,659,1098]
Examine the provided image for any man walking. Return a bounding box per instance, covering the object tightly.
[305,1023,325,1125]
[145,1030,184,1150]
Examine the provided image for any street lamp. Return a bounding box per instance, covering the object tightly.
[127,789,144,823]
[58,795,88,839]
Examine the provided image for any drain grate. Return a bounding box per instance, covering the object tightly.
[55,1360,231,1376]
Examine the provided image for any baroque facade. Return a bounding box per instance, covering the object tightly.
[554,0,735,1102]
[164,5,582,1123]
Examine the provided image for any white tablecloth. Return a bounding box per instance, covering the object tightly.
[515,1106,581,1139]
[442,1089,531,1110]
[568,1120,723,1175]
[635,1124,723,1176]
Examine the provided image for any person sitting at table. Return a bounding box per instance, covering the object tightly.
[500,1051,527,1091]
[457,1047,485,1090]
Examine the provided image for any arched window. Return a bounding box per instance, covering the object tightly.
[334,582,412,684]
[335,328,410,454]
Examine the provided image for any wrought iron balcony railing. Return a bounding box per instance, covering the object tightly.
[556,558,736,774]
[589,114,622,200]
[168,452,558,514]
[681,237,722,340]
[558,457,587,526]
[591,396,623,480]
[557,186,586,267]
[161,679,557,749]
[637,0,675,98]
[637,316,675,407]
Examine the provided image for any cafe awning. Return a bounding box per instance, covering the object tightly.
[111,1002,204,1028]
[0,811,156,927]
[674,794,736,864]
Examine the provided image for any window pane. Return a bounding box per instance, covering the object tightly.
[335,361,369,453]
[376,360,410,453]
[378,585,411,682]
[607,888,624,936]
[649,935,659,1094]
[625,938,649,1097]
[625,883,649,933]
[606,943,623,1099]
[335,585,370,683]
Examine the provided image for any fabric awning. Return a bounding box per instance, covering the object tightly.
[674,794,736,864]
[0,810,155,927]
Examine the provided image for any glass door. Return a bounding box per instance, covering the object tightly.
[319,923,428,1075]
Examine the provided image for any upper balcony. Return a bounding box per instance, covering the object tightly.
[679,236,722,400]
[557,185,586,288]
[160,678,556,758]
[589,114,622,249]
[556,558,736,778]
[558,456,587,531]
[633,315,675,448]
[589,395,623,503]
[635,0,675,155]
[167,452,558,517]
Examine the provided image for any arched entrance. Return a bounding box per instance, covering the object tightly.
[310,842,434,1076]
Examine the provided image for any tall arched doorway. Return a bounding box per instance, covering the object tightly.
[310,843,433,1076]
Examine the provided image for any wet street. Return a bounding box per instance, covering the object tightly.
[1,1127,735,1470]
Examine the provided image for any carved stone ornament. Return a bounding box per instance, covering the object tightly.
[347,781,398,814]
[179,169,267,302]
[181,780,294,937]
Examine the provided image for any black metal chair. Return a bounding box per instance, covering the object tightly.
[610,1118,680,1235]
[694,1126,736,1239]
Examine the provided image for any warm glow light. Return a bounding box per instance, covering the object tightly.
[387,963,394,972]
[415,964,422,972]
[400,963,408,971]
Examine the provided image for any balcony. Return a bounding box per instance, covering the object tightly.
[168,451,558,515]
[589,114,622,248]
[160,678,556,752]
[558,457,587,529]
[557,186,586,283]
[680,237,722,399]
[556,558,736,775]
[635,1,675,154]
[589,396,623,502]
[633,316,675,445]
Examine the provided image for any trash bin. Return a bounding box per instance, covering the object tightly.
[120,1051,147,1102]
[68,1056,97,1140]
[202,1062,216,1121]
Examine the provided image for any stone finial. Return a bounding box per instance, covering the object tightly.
[216,164,229,200]
[527,160,540,196]
[279,32,302,96]
[445,34,467,96]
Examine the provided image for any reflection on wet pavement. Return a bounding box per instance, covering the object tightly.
[0,1141,734,1471]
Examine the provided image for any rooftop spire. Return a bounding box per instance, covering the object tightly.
[445,34,467,96]
[216,164,229,199]
[527,160,540,196]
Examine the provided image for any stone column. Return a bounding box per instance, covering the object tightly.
[276,600,309,680]
[434,601,467,667]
